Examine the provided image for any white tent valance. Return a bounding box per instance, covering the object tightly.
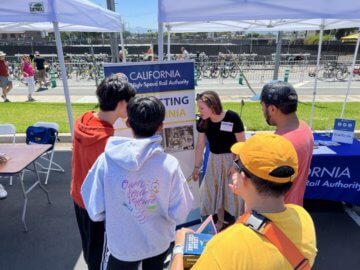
[164,19,360,33]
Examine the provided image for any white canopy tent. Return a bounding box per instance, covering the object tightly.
[0,0,124,135]
[158,0,360,126]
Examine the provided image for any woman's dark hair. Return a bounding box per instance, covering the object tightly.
[96,73,136,111]
[196,91,223,130]
[127,96,165,138]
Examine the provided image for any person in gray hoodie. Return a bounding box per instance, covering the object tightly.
[81,96,194,270]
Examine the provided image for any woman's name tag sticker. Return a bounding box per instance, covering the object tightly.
[220,121,233,132]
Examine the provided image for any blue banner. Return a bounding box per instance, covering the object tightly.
[103,61,195,93]
[305,133,360,206]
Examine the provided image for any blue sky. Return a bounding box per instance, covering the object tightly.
[91,0,158,31]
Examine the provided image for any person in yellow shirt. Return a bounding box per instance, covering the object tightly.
[171,133,317,270]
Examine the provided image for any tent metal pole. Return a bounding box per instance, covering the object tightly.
[107,0,118,63]
[167,25,171,61]
[53,21,74,136]
[158,22,164,61]
[309,23,325,129]
[273,31,283,80]
[341,28,360,117]
[120,21,126,63]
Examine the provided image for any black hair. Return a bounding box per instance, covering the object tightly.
[127,96,165,138]
[240,161,293,197]
[260,81,298,114]
[96,74,136,111]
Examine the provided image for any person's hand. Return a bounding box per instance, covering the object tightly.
[228,165,236,177]
[192,167,200,181]
[175,227,194,246]
[228,172,241,196]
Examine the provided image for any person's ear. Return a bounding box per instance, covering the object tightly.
[240,171,249,186]
[156,123,164,133]
[268,104,277,113]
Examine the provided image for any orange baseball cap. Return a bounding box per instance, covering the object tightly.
[231,134,298,183]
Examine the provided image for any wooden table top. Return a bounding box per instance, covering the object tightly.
[0,144,52,175]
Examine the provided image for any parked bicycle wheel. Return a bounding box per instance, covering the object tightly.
[202,66,212,78]
[229,67,238,78]
[317,68,336,82]
[336,69,348,81]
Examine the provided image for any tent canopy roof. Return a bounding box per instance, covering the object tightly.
[159,0,360,22]
[0,0,122,32]
[159,0,360,32]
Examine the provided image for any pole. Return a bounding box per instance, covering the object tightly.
[158,22,164,61]
[107,0,118,63]
[250,32,253,54]
[341,28,360,117]
[309,23,325,128]
[273,31,282,80]
[167,25,171,61]
[53,22,74,136]
[119,21,126,63]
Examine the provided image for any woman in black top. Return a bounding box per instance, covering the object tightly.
[193,91,245,228]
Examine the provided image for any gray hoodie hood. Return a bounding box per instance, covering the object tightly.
[104,135,163,172]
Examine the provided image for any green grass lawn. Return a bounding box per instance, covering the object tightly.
[0,102,358,133]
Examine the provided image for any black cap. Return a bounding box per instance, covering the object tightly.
[260,81,298,106]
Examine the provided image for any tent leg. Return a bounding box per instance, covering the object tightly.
[53,21,74,136]
[309,24,324,129]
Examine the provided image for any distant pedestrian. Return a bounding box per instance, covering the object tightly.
[21,54,36,102]
[33,51,48,89]
[179,47,190,60]
[0,51,13,102]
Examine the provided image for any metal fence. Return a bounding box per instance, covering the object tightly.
[5,54,360,86]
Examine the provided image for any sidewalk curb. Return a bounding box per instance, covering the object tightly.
[2,131,360,144]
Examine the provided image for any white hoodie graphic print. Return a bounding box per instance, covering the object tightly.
[81,135,194,261]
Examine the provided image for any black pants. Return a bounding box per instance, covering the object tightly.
[106,245,171,270]
[74,202,105,270]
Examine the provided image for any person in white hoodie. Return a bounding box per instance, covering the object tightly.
[81,96,194,270]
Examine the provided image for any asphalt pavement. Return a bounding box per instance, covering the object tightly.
[0,150,359,270]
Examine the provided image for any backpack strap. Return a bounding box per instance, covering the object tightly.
[238,211,311,270]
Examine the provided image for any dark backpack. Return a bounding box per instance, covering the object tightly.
[26,126,58,149]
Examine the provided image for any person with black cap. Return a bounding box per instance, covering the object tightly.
[170,134,317,270]
[260,81,314,206]
[33,51,48,89]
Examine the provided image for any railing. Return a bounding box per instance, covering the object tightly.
[5,55,360,86]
